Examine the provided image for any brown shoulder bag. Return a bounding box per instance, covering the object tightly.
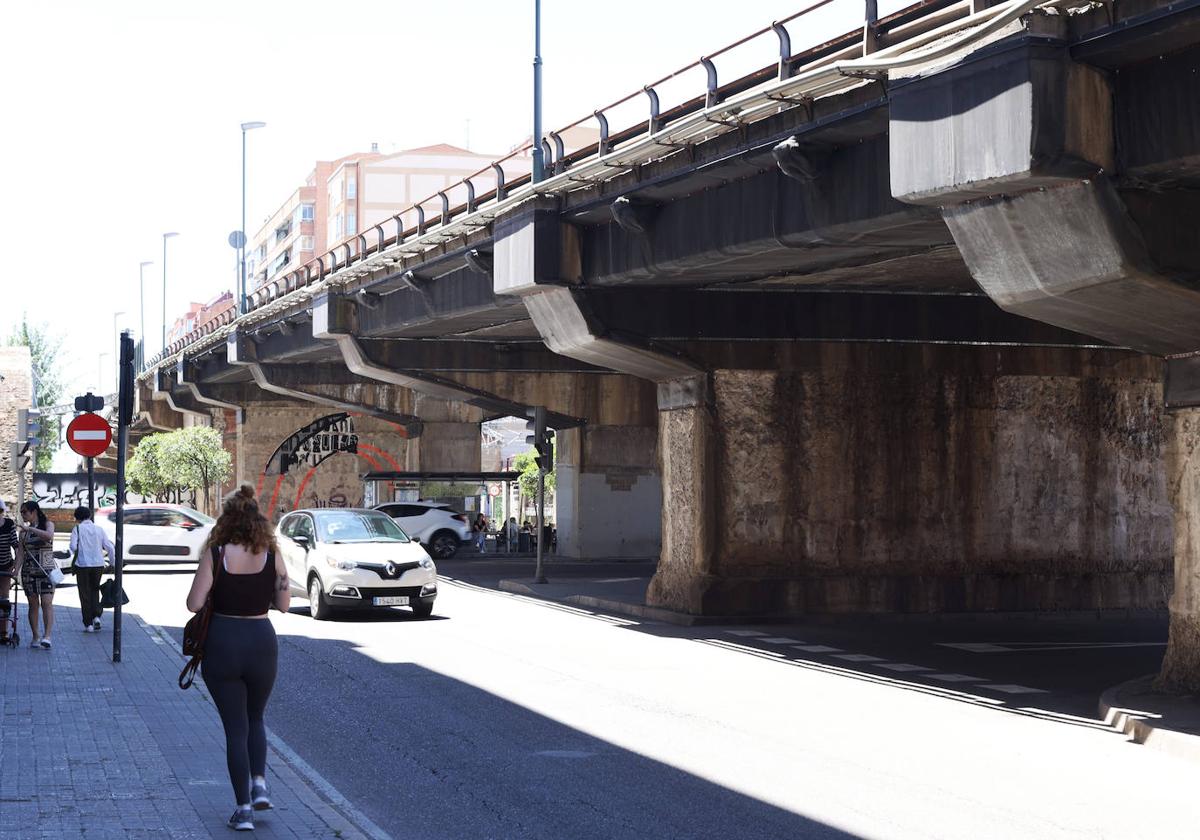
[178,545,222,690]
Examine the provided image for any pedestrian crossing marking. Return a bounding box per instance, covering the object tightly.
[832,654,885,662]
[928,673,983,682]
[724,630,766,637]
[982,684,1048,695]
[791,645,842,653]
[760,637,803,644]
[877,663,932,672]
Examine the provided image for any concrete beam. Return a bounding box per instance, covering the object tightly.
[312,293,585,428]
[177,358,243,418]
[225,331,423,435]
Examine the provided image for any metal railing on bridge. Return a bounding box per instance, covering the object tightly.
[145,0,1051,373]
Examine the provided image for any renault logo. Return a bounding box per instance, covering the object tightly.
[384,562,397,578]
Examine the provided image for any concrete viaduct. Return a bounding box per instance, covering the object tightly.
[137,0,1200,690]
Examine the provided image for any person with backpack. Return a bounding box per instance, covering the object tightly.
[185,484,289,831]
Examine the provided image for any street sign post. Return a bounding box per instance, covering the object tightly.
[114,331,134,664]
[67,404,113,514]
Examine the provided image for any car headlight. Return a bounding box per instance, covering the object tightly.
[418,556,435,571]
[325,556,358,570]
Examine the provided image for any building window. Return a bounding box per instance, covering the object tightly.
[346,212,356,235]
[300,203,314,221]
[347,178,356,199]
[274,221,291,243]
[299,235,314,252]
[268,248,291,277]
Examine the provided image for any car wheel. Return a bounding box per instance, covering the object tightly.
[412,601,434,619]
[427,531,460,560]
[308,575,333,621]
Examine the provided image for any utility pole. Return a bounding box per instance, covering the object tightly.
[113,331,134,663]
[531,0,544,183]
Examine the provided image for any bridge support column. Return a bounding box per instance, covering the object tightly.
[648,347,1170,618]
[403,395,480,473]
[648,378,718,611]
[554,425,661,560]
[1159,409,1200,691]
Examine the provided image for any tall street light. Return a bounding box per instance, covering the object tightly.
[162,232,179,359]
[112,310,126,387]
[138,261,153,370]
[240,121,267,315]
[531,0,544,183]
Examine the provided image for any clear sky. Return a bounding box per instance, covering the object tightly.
[0,0,875,399]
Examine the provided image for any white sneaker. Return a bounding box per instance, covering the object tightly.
[93,618,101,630]
[29,637,40,648]
[83,626,93,634]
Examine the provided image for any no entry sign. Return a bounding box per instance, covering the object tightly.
[67,412,113,459]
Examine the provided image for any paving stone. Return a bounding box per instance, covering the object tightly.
[0,594,375,838]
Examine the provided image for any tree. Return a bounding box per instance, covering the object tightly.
[128,427,232,512]
[513,449,555,522]
[7,316,65,472]
[127,434,172,498]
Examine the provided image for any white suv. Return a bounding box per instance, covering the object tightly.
[373,502,472,560]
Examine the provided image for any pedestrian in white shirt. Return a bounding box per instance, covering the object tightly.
[69,506,114,632]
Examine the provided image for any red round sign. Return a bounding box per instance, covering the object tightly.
[66,412,113,458]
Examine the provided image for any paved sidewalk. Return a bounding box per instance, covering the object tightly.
[0,585,380,838]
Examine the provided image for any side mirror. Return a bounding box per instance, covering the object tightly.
[293,534,311,549]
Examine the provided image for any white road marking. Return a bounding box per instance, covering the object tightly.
[928,673,985,682]
[983,684,1049,695]
[761,637,803,644]
[146,620,394,840]
[877,663,932,672]
[791,645,842,653]
[832,654,885,662]
[724,629,767,637]
[938,641,1165,653]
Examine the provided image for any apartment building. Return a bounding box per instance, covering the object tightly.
[166,292,234,345]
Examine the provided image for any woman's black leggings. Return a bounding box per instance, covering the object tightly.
[201,615,278,805]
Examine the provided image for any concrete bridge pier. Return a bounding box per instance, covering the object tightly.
[402,394,481,474]
[889,26,1200,684]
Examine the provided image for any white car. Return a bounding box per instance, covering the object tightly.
[372,502,473,560]
[276,508,438,620]
[97,504,214,563]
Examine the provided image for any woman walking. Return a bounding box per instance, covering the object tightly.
[17,501,56,649]
[186,485,290,831]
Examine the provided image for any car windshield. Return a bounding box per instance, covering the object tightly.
[177,506,215,524]
[315,511,410,543]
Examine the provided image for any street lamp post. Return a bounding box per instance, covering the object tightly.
[240,121,266,315]
[112,310,126,387]
[162,232,179,359]
[531,0,544,183]
[138,261,153,370]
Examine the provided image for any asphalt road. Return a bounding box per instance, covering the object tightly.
[115,568,1195,840]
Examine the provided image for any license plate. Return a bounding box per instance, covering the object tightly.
[373,596,409,606]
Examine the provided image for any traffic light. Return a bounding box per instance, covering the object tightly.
[9,442,30,473]
[524,406,554,474]
[15,408,41,454]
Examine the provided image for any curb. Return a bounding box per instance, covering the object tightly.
[138,617,392,840]
[1099,675,1200,764]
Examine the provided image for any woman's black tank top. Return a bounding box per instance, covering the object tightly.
[211,547,276,616]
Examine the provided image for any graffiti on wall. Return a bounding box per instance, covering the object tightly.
[31,473,198,510]
[265,413,358,476]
